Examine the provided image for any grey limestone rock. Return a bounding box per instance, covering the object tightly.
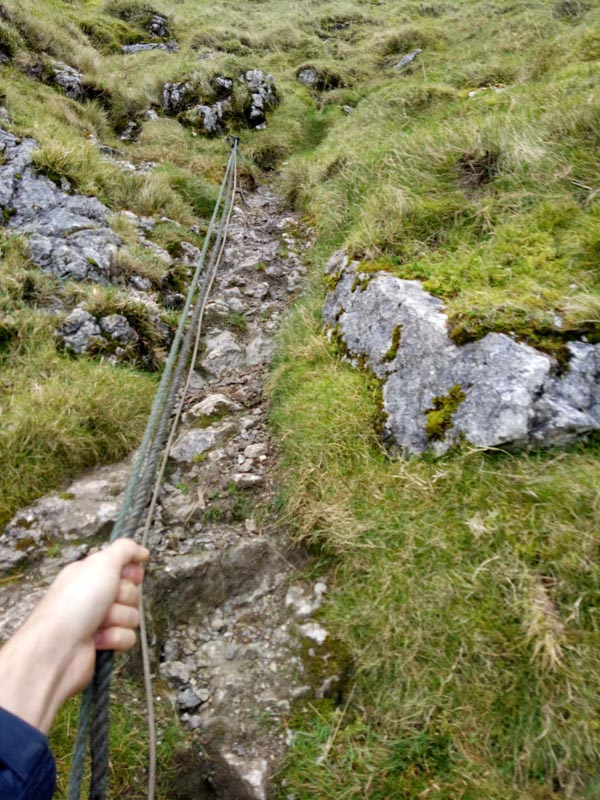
[245,334,276,366]
[189,100,231,135]
[394,48,423,70]
[162,81,195,114]
[324,251,600,454]
[58,308,104,354]
[121,41,178,54]
[0,125,122,283]
[169,425,231,463]
[177,687,205,710]
[214,75,233,95]
[51,61,83,100]
[3,460,130,557]
[240,70,277,127]
[179,240,201,265]
[186,393,240,419]
[201,331,246,377]
[297,68,318,87]
[148,13,169,37]
[99,314,139,346]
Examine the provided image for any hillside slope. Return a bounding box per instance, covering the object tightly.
[0,0,598,798]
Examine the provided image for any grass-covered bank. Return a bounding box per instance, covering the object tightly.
[265,5,600,794]
[269,283,600,799]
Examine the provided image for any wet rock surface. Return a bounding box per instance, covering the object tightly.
[324,251,600,454]
[0,188,340,798]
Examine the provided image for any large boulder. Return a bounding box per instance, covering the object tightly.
[324,252,600,454]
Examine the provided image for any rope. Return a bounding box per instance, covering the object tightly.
[138,142,239,800]
[67,139,239,800]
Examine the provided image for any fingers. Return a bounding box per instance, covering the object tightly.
[115,579,139,606]
[101,602,140,629]
[120,564,145,585]
[95,627,137,652]
[104,539,150,571]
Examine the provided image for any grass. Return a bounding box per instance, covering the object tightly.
[268,284,600,799]
[0,0,598,796]
[50,676,188,799]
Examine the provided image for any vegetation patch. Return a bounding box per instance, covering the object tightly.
[384,324,402,362]
[424,384,467,442]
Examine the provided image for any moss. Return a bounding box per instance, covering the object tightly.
[385,325,402,362]
[58,491,76,500]
[14,535,35,550]
[424,384,466,441]
[226,311,247,331]
[298,632,353,706]
[350,274,370,293]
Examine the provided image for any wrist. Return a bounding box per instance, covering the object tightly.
[0,619,73,734]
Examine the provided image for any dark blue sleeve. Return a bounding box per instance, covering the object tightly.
[0,707,56,800]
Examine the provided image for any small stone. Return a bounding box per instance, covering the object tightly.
[99,314,139,346]
[161,660,190,684]
[224,644,238,661]
[177,687,204,710]
[298,622,329,645]
[188,393,239,418]
[243,443,267,459]
[297,68,318,87]
[170,429,217,462]
[393,49,422,70]
[232,473,264,488]
[201,331,246,377]
[57,308,104,355]
[51,61,83,100]
[211,611,226,631]
[130,274,152,291]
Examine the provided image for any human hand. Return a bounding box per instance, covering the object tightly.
[0,539,149,734]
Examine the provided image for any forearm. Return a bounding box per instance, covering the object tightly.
[0,621,70,735]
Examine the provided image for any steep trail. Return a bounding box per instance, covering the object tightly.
[0,185,341,799]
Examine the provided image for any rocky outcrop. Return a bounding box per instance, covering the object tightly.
[324,251,600,454]
[239,69,277,128]
[0,125,120,279]
[0,123,184,296]
[50,60,84,99]
[0,126,122,282]
[161,80,196,114]
[394,48,422,70]
[162,70,278,134]
[121,41,178,54]
[56,308,140,357]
